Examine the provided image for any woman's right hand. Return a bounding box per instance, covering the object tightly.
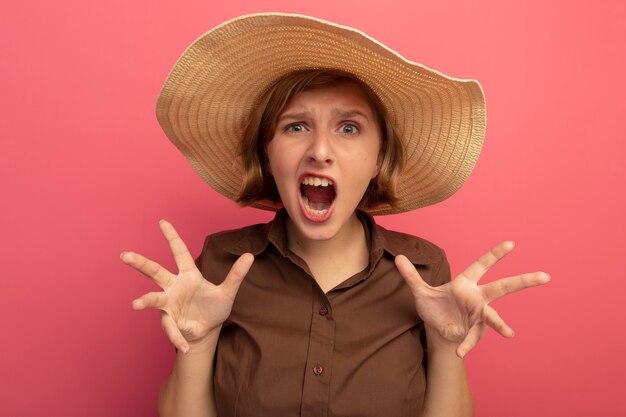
[121,220,254,353]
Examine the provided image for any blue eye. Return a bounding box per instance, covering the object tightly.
[340,123,359,135]
[285,123,306,133]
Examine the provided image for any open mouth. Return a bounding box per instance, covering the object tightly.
[300,176,336,219]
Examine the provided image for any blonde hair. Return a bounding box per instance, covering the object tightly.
[236,69,404,210]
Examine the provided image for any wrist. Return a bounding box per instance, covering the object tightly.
[183,326,222,354]
[424,325,459,354]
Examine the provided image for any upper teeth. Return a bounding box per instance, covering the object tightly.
[302,177,333,187]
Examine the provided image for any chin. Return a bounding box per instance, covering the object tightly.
[300,224,341,242]
[292,202,357,244]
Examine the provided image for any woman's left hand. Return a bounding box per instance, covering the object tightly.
[395,241,550,358]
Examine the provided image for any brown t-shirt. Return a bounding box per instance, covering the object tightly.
[195,209,450,417]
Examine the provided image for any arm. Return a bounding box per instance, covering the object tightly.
[121,220,253,417]
[421,326,473,417]
[159,328,220,417]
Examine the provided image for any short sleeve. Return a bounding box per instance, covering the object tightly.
[194,245,204,273]
[195,235,227,285]
[194,235,209,276]
[192,234,241,286]
[432,250,451,287]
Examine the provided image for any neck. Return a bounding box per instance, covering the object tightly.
[286,213,365,261]
[285,212,370,293]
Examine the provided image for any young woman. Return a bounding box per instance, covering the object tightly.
[120,14,549,417]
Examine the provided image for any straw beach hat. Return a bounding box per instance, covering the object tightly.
[156,13,486,215]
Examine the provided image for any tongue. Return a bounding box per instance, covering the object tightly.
[302,184,335,210]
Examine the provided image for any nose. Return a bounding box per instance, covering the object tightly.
[306,130,334,165]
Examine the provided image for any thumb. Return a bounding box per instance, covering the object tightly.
[221,253,254,297]
[394,255,429,296]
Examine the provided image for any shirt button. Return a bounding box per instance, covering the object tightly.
[319,306,329,316]
[313,364,324,375]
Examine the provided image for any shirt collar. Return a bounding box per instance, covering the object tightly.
[358,210,439,266]
[221,209,438,266]
[220,221,272,256]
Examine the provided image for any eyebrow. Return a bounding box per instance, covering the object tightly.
[278,108,370,122]
[278,111,310,122]
[330,108,370,121]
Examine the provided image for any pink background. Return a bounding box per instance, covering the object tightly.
[2,0,624,416]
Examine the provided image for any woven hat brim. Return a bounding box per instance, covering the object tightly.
[156,13,486,215]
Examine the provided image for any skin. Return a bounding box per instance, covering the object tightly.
[121,82,550,417]
[266,81,382,291]
[266,81,381,243]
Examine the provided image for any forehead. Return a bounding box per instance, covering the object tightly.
[281,80,377,115]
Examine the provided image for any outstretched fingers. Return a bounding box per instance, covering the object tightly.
[161,312,189,353]
[457,323,487,358]
[221,253,255,297]
[394,255,429,296]
[120,251,173,288]
[461,241,515,283]
[483,305,514,338]
[159,219,197,274]
[457,305,517,357]
[481,271,551,303]
[132,291,168,311]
